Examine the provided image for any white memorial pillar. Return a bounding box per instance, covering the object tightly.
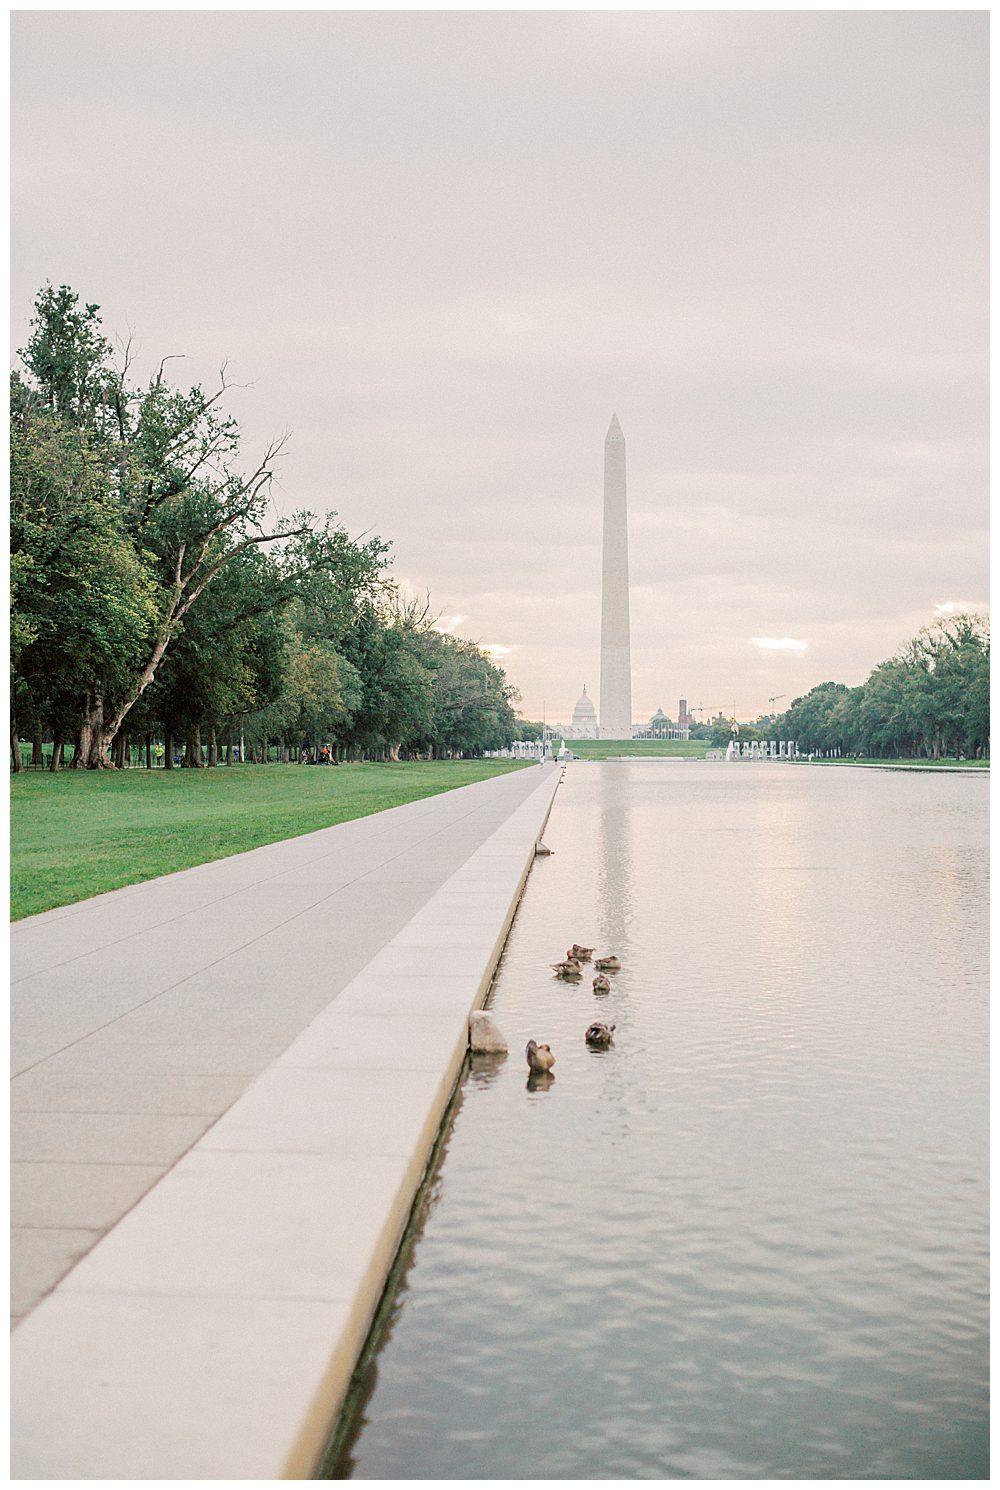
[599,414,633,739]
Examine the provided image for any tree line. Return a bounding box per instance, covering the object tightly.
[11,285,520,771]
[697,613,988,759]
[771,613,989,759]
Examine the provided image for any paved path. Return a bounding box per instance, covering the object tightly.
[11,761,561,1478]
[11,763,552,1325]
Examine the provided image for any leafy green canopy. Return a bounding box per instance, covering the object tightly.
[11,284,388,764]
[11,284,523,766]
[773,614,989,759]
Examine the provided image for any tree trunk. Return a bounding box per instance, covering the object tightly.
[73,690,114,768]
[164,727,174,769]
[185,724,203,768]
[48,736,64,772]
[31,726,44,768]
[145,732,153,770]
[11,712,23,773]
[91,629,175,767]
[208,723,218,767]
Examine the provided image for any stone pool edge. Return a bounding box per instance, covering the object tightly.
[10,764,562,1481]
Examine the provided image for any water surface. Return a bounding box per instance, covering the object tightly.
[325,763,988,1479]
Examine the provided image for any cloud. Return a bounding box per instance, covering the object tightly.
[9,11,986,722]
[934,600,987,616]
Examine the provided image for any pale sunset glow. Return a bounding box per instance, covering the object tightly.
[10,11,986,724]
[934,600,985,616]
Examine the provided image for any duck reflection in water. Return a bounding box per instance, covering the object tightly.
[526,1069,556,1093]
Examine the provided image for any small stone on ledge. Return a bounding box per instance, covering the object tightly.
[469,1011,508,1054]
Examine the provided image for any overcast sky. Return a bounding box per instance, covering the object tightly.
[11,10,988,724]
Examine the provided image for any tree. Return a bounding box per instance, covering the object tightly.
[410,630,518,757]
[857,658,913,757]
[707,719,736,748]
[281,638,363,755]
[19,283,112,423]
[12,284,389,766]
[338,601,435,759]
[777,682,853,752]
[774,613,990,760]
[903,613,989,758]
[10,388,160,769]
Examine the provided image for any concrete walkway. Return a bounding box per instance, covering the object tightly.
[11,762,560,1477]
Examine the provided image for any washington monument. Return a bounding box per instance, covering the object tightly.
[599,413,633,738]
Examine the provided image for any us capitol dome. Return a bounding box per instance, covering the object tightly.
[568,685,598,739]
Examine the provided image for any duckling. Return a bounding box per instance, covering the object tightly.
[550,960,583,979]
[585,1022,616,1048]
[525,1039,556,1073]
[592,973,611,994]
[569,944,595,962]
[593,955,621,972]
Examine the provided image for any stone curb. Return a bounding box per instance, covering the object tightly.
[10,766,561,1480]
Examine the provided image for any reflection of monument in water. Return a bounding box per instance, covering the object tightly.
[599,414,633,739]
[596,765,635,961]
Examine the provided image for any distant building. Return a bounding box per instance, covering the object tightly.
[559,685,599,740]
[632,705,690,742]
[678,698,693,728]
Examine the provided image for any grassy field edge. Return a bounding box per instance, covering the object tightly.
[10,760,530,921]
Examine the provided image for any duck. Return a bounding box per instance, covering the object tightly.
[585,1022,616,1047]
[592,973,611,994]
[525,1039,556,1073]
[569,944,595,962]
[551,960,583,979]
[593,955,621,972]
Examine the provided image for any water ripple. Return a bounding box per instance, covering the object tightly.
[326,764,988,1480]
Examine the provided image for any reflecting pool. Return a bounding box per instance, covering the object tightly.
[324,763,989,1479]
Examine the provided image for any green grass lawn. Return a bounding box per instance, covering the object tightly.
[10,760,529,921]
[568,739,708,760]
